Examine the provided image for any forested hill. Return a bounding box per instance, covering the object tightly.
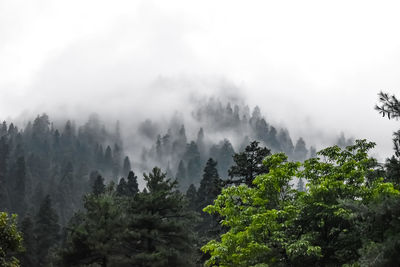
[0,98,353,226]
[0,114,128,226]
[135,98,353,188]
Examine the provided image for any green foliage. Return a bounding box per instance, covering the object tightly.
[61,190,124,266]
[202,140,400,266]
[61,167,197,267]
[0,212,23,267]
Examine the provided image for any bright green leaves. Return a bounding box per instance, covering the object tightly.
[202,140,400,266]
[0,212,23,267]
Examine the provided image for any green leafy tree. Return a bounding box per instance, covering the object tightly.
[202,140,400,266]
[0,212,23,267]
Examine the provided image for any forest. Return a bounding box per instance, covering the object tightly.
[1,91,400,267]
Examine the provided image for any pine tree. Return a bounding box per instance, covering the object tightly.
[0,136,10,210]
[122,167,196,266]
[126,171,139,196]
[104,145,113,172]
[12,156,27,217]
[176,160,187,189]
[34,195,60,266]
[123,156,131,177]
[297,177,305,192]
[227,140,270,186]
[61,188,123,266]
[92,175,106,196]
[293,137,308,161]
[186,184,197,211]
[116,178,128,196]
[197,158,221,211]
[19,215,35,266]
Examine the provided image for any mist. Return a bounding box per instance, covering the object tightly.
[1,0,400,161]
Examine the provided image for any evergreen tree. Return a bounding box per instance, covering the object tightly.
[186,184,197,211]
[297,177,305,192]
[196,159,223,242]
[310,146,317,158]
[0,137,10,210]
[92,175,106,196]
[122,167,196,266]
[122,156,131,177]
[116,178,128,196]
[126,171,139,196]
[19,215,35,266]
[197,159,221,211]
[61,188,124,267]
[12,156,27,217]
[227,141,270,186]
[176,160,187,189]
[104,145,113,171]
[278,128,294,157]
[34,195,60,266]
[293,137,308,161]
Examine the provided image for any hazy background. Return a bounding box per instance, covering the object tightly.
[1,0,399,160]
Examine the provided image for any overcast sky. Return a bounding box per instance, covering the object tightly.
[0,0,399,160]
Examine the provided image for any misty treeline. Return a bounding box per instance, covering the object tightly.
[1,95,395,266]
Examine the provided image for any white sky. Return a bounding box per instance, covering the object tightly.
[0,0,399,160]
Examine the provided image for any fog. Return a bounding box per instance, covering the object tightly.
[1,0,400,161]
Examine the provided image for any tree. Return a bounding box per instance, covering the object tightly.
[375,91,400,120]
[126,171,139,196]
[297,177,305,192]
[0,137,10,210]
[11,156,27,217]
[175,160,187,189]
[202,140,399,266]
[196,158,223,259]
[92,175,106,196]
[122,156,131,177]
[19,215,35,267]
[197,159,221,213]
[0,212,23,267]
[60,189,124,267]
[122,167,196,266]
[227,140,270,186]
[293,137,308,161]
[186,184,197,211]
[34,195,60,266]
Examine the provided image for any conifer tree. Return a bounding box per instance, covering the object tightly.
[123,167,196,266]
[104,145,113,171]
[126,171,139,196]
[34,195,60,266]
[176,160,187,189]
[12,156,27,217]
[297,177,305,192]
[186,184,197,211]
[19,215,35,266]
[293,137,308,161]
[116,178,128,196]
[0,137,10,210]
[123,156,131,177]
[227,140,270,186]
[92,175,106,196]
